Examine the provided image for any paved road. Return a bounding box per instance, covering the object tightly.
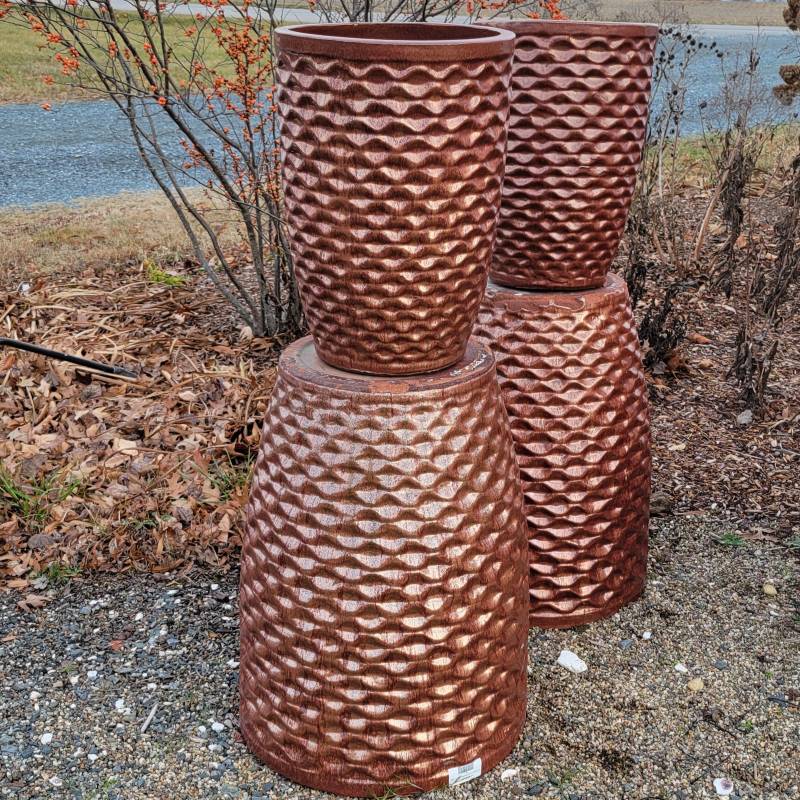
[1,11,798,207]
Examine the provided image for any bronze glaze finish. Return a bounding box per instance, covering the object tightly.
[275,23,514,375]
[474,274,651,628]
[240,336,529,796]
[490,20,658,291]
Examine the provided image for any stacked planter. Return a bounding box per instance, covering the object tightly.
[240,23,530,797]
[474,20,658,628]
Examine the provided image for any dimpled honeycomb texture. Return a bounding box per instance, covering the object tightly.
[239,339,529,796]
[276,46,512,375]
[474,274,651,628]
[491,21,657,290]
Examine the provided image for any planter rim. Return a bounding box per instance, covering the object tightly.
[280,337,495,396]
[490,18,659,38]
[487,273,628,311]
[275,22,515,61]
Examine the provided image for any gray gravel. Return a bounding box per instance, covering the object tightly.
[1,515,797,800]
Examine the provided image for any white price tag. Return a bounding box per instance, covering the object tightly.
[448,757,482,786]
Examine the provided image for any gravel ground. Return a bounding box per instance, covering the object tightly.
[1,516,797,800]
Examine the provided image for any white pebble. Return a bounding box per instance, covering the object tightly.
[642,631,652,640]
[87,670,98,680]
[226,659,239,669]
[675,663,689,674]
[40,732,53,745]
[134,612,144,622]
[114,698,126,712]
[147,682,157,690]
[714,777,734,796]
[210,583,220,591]
[557,649,588,674]
[500,768,519,781]
[211,721,225,733]
[69,676,79,686]
[49,776,63,787]
[30,691,41,701]
[88,753,99,762]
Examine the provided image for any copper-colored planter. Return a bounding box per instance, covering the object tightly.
[240,337,528,796]
[275,23,514,375]
[474,274,651,628]
[490,20,658,291]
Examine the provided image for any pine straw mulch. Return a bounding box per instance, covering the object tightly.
[0,261,278,602]
[1,237,798,604]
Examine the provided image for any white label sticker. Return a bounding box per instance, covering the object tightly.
[448,757,482,786]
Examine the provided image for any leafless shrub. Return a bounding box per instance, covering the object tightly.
[700,48,777,297]
[7,0,303,341]
[730,145,800,411]
[638,280,689,368]
[310,0,562,23]
[624,26,718,361]
[628,26,721,278]
[774,0,800,105]
[761,148,800,319]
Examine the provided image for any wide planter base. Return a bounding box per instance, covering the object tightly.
[240,336,529,797]
[474,274,651,629]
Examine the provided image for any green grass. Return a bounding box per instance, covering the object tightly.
[36,562,81,585]
[123,512,169,534]
[0,8,234,104]
[656,124,800,188]
[371,783,424,799]
[0,466,82,531]
[207,453,254,502]
[716,532,746,547]
[144,258,187,288]
[547,766,579,789]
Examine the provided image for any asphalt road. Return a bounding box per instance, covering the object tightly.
[1,11,798,207]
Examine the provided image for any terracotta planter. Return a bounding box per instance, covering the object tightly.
[275,23,514,375]
[474,274,651,628]
[490,20,658,291]
[240,337,528,796]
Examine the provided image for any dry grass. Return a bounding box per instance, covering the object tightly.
[578,0,786,26]
[0,10,231,105]
[0,193,192,286]
[0,15,94,105]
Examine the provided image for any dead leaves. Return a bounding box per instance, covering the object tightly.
[17,593,49,613]
[0,264,276,585]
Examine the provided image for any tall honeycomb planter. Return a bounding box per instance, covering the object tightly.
[474,274,651,628]
[275,23,514,375]
[490,20,658,290]
[240,337,529,796]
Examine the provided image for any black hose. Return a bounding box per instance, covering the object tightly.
[0,337,138,379]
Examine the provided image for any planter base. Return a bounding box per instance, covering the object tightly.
[240,336,529,796]
[474,274,651,629]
